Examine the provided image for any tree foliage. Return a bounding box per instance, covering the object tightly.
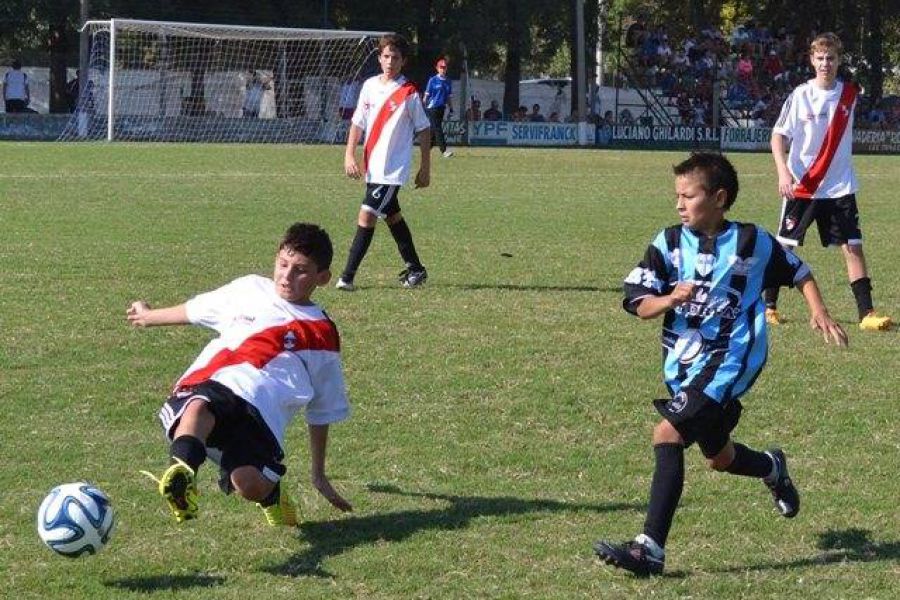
[3,0,898,112]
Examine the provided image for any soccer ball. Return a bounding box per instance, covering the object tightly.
[36,482,115,557]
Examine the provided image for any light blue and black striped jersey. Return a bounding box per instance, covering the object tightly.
[623,221,810,404]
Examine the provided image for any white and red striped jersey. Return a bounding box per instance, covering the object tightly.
[352,74,430,185]
[175,274,349,449]
[772,79,858,199]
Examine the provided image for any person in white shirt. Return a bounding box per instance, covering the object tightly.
[3,59,30,113]
[765,33,892,331]
[129,223,353,526]
[336,34,432,291]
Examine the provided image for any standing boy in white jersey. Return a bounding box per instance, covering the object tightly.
[335,34,432,292]
[129,223,353,526]
[764,32,892,331]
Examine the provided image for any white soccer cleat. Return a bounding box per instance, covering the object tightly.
[335,278,356,292]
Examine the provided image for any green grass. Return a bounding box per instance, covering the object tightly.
[1,143,898,599]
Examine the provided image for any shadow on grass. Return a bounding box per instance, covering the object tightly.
[105,574,226,592]
[710,527,900,574]
[264,483,643,578]
[448,283,620,293]
[341,283,620,293]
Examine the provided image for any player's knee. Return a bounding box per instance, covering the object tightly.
[652,420,680,445]
[707,456,731,471]
[230,467,271,502]
[706,445,734,471]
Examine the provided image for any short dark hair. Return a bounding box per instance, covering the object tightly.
[278,223,333,271]
[672,152,739,210]
[379,33,410,58]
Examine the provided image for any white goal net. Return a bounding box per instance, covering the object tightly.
[59,19,387,143]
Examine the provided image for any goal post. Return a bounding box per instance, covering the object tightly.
[59,19,389,143]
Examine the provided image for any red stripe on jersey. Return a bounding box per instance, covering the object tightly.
[793,82,857,199]
[363,81,418,173]
[176,318,340,390]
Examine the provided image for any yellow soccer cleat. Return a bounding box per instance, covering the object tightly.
[257,488,299,527]
[141,458,199,523]
[765,308,785,325]
[859,312,893,331]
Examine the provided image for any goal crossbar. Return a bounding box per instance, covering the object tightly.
[60,19,390,143]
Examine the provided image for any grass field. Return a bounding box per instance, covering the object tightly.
[1,142,898,599]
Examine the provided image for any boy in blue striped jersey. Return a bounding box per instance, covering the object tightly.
[594,152,847,576]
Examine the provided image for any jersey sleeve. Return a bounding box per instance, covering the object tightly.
[762,229,810,288]
[623,232,672,316]
[351,80,370,129]
[408,93,431,133]
[304,353,351,425]
[184,277,246,332]
[771,89,796,138]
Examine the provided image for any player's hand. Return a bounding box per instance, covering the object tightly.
[126,301,152,327]
[809,312,849,347]
[344,155,362,179]
[312,474,353,512]
[777,172,794,199]
[414,168,430,189]
[668,281,695,307]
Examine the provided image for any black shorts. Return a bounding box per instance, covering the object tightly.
[653,388,742,458]
[160,381,286,492]
[361,183,401,218]
[776,194,862,247]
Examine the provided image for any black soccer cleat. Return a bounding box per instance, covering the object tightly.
[398,268,427,288]
[593,538,664,577]
[764,449,800,518]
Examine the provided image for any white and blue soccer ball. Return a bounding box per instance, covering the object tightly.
[36,482,115,557]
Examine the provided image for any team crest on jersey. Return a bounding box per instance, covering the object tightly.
[283,330,297,350]
[728,255,757,276]
[695,253,715,277]
[388,100,399,112]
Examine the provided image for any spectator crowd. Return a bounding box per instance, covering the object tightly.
[618,16,900,130]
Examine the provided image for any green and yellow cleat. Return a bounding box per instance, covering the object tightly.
[141,458,199,523]
[859,312,893,331]
[765,308,785,325]
[257,488,299,527]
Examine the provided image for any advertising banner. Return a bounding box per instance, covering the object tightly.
[468,120,581,147]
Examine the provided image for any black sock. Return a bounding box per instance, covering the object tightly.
[169,435,207,472]
[388,218,423,271]
[341,225,375,281]
[259,481,281,507]
[643,443,684,549]
[850,277,874,321]
[763,287,780,310]
[724,443,773,478]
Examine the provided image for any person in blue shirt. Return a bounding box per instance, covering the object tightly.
[423,58,453,157]
[594,152,848,577]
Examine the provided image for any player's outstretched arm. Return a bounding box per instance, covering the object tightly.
[308,424,353,512]
[796,277,848,346]
[126,301,189,328]
[635,281,695,320]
